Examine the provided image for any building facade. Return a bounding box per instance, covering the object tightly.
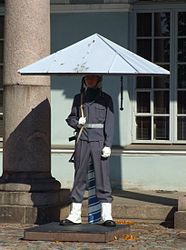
[0,0,186,191]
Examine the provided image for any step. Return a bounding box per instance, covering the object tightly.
[60,189,180,225]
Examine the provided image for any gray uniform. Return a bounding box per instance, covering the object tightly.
[66,89,114,203]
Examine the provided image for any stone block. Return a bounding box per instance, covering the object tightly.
[0,205,60,224]
[0,190,60,206]
[174,211,186,229]
[178,196,186,211]
[0,206,26,223]
[81,199,176,222]
[24,222,130,242]
[25,206,60,224]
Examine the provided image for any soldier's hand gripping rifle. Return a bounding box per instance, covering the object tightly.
[69,93,85,163]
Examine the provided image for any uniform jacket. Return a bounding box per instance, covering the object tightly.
[66,90,114,147]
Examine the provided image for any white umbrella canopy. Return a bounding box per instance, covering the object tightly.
[18,33,170,76]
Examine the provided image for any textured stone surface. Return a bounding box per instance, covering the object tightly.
[78,190,178,225]
[0,190,184,248]
[3,0,51,173]
[178,195,186,211]
[0,191,60,206]
[174,211,186,229]
[4,0,50,87]
[0,205,60,224]
[0,0,60,224]
[24,223,130,243]
[3,85,51,173]
[1,222,186,249]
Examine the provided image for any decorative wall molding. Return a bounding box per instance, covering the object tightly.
[51,3,131,13]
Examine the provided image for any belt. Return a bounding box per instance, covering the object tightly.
[85,123,104,129]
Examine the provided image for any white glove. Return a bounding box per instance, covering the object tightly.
[78,117,86,126]
[102,146,111,158]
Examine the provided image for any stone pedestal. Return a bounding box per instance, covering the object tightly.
[174,196,186,229]
[0,0,61,224]
[24,223,130,243]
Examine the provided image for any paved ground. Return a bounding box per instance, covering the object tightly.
[1,189,186,249]
[1,222,186,249]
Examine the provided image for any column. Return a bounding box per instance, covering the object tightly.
[0,0,61,224]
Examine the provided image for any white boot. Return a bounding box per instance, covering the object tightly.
[101,202,116,227]
[101,202,113,222]
[66,202,82,224]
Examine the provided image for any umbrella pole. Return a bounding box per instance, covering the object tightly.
[120,76,124,111]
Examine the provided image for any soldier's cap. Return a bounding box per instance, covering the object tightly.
[83,74,102,80]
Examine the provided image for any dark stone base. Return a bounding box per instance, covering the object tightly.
[0,205,60,224]
[24,222,130,243]
[0,175,61,224]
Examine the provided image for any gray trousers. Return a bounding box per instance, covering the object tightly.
[71,140,113,203]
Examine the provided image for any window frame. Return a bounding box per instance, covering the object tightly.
[131,4,186,145]
[0,12,4,142]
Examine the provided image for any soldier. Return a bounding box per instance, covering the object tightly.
[60,74,115,227]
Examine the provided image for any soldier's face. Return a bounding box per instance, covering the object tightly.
[84,75,100,88]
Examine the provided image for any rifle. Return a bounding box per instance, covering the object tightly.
[69,93,84,163]
[68,135,76,142]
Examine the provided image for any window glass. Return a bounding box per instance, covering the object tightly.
[178,65,186,88]
[154,13,170,37]
[154,91,169,114]
[178,117,186,140]
[136,77,151,89]
[137,39,151,60]
[0,66,3,88]
[0,91,2,113]
[178,38,186,62]
[178,91,186,114]
[178,12,186,36]
[0,41,3,64]
[0,116,3,138]
[137,92,150,113]
[154,76,169,88]
[154,117,169,140]
[137,13,152,37]
[136,116,151,140]
[154,39,170,62]
[0,17,4,39]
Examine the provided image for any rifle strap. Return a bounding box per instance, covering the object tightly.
[76,93,85,144]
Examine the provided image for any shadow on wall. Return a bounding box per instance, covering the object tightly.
[51,74,123,189]
[0,98,61,224]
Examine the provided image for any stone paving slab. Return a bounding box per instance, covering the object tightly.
[1,222,186,249]
[24,222,130,243]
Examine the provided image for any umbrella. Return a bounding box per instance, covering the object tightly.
[18,33,170,76]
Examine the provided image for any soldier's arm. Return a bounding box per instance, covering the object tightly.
[66,95,80,129]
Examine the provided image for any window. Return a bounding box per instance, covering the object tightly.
[177,12,186,140]
[135,12,170,142]
[134,10,186,144]
[0,15,3,138]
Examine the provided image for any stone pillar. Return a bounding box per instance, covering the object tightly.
[0,0,61,224]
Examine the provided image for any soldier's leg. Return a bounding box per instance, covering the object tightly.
[60,140,91,225]
[91,141,115,227]
[71,140,90,203]
[91,141,112,203]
